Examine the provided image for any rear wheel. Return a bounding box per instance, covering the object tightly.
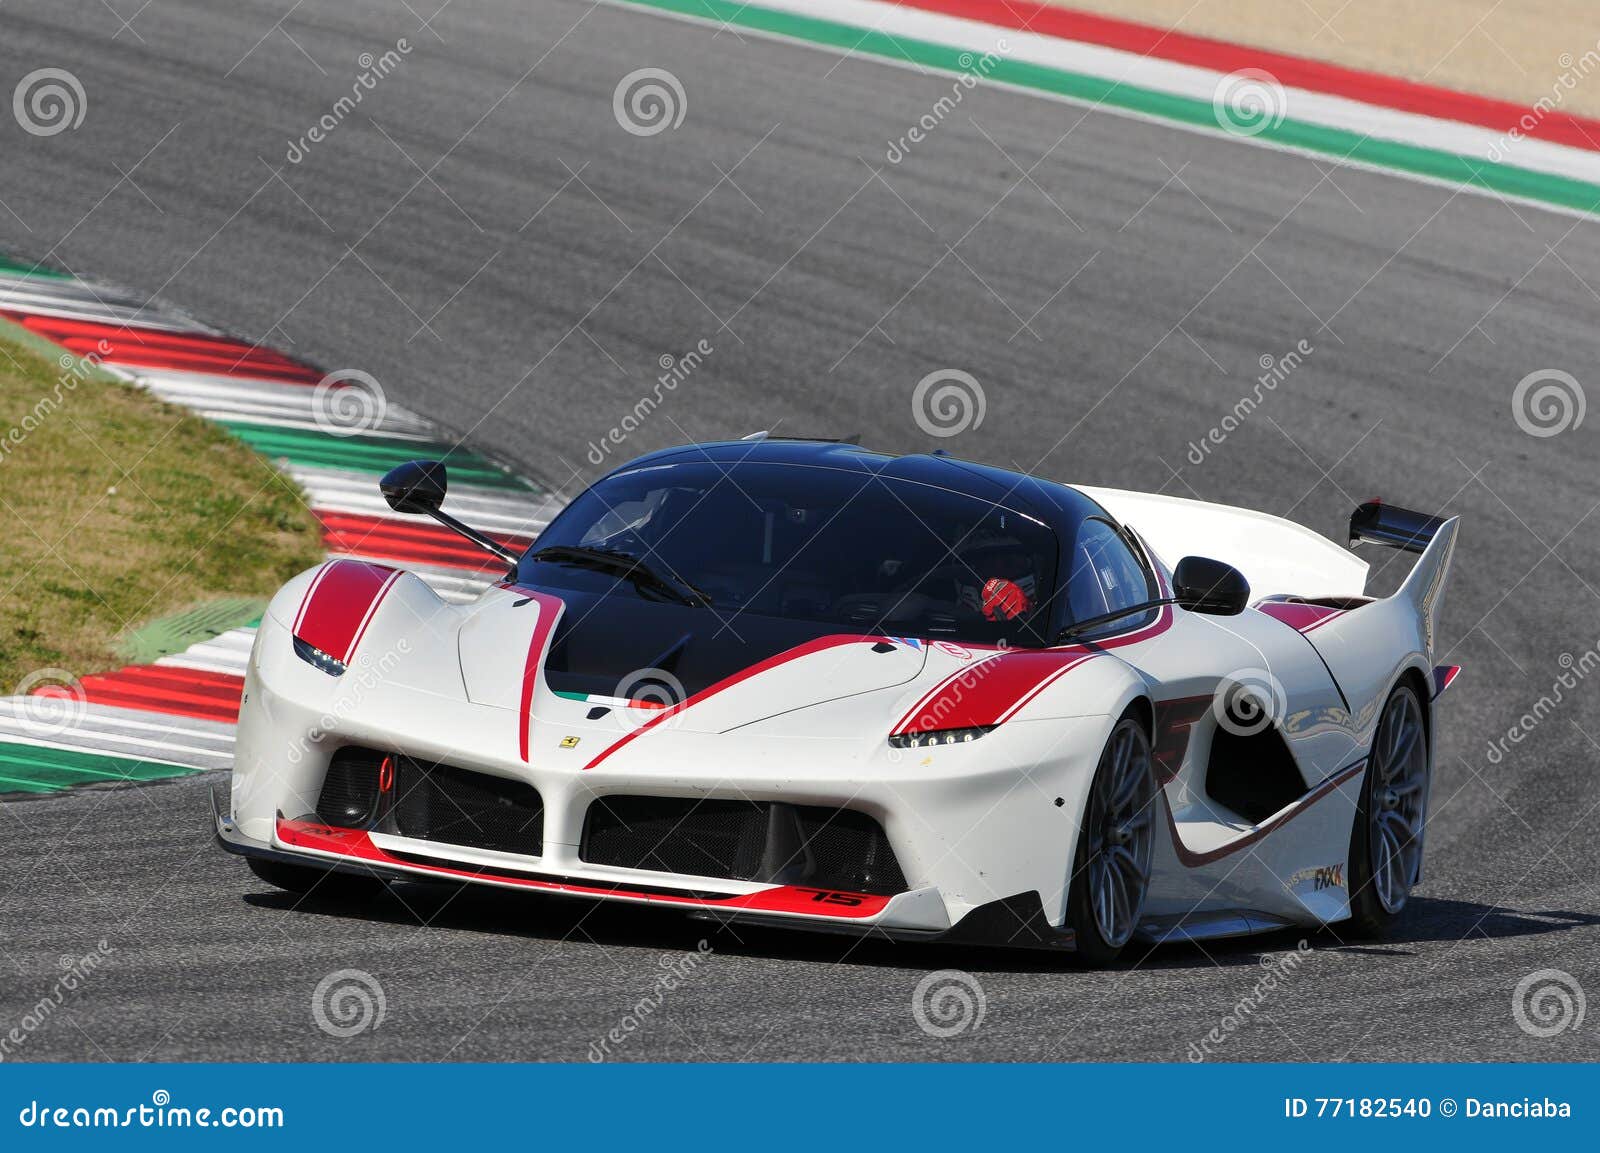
[1067,714,1157,965]
[1346,683,1429,935]
[246,856,384,900]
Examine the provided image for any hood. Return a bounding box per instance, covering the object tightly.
[266,564,1122,762]
[456,584,929,733]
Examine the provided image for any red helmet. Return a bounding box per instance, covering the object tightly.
[981,576,1033,621]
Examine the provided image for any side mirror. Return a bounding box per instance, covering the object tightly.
[381,459,447,516]
[1173,556,1249,615]
[377,458,521,568]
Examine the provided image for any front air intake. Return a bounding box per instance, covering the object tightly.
[316,746,385,827]
[580,796,907,895]
[313,746,543,856]
[394,759,544,857]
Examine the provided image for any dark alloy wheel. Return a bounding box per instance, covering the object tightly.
[1346,682,1429,935]
[1067,713,1157,965]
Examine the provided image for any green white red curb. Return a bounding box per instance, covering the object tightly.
[610,0,1600,219]
[0,259,558,793]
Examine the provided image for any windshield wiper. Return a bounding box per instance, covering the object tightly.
[1053,598,1174,644]
[527,545,713,608]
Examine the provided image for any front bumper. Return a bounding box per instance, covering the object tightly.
[212,787,1076,949]
[228,609,1114,945]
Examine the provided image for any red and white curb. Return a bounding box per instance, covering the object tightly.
[0,698,239,774]
[136,371,441,439]
[0,263,562,787]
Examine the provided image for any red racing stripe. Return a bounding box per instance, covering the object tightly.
[892,599,1172,735]
[275,817,891,918]
[899,0,1600,153]
[893,650,1096,733]
[318,511,533,571]
[516,591,566,762]
[582,634,878,770]
[292,559,402,665]
[1300,609,1347,634]
[0,311,325,384]
[1257,602,1345,633]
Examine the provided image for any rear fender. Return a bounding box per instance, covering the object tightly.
[1302,517,1459,745]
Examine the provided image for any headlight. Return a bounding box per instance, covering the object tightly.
[293,636,347,676]
[888,725,994,749]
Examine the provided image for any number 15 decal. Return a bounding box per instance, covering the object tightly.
[795,888,865,907]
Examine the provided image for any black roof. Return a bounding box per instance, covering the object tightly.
[606,438,1107,533]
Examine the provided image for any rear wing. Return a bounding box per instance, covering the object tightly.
[1348,500,1449,554]
[1073,484,1369,600]
[1343,499,1461,672]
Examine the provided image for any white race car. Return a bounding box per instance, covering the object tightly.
[215,439,1459,963]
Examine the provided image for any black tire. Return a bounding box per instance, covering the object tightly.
[246,856,384,900]
[1066,713,1157,966]
[1346,682,1429,936]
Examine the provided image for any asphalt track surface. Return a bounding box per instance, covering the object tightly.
[2,0,1599,1062]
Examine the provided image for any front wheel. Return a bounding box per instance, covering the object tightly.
[1346,682,1429,935]
[1066,714,1157,965]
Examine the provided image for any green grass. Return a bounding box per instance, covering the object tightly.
[0,325,323,691]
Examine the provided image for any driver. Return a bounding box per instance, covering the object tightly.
[956,542,1038,622]
[981,574,1033,621]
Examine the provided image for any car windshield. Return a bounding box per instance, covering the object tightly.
[517,460,1061,647]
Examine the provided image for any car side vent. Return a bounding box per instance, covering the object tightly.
[1205,725,1310,825]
